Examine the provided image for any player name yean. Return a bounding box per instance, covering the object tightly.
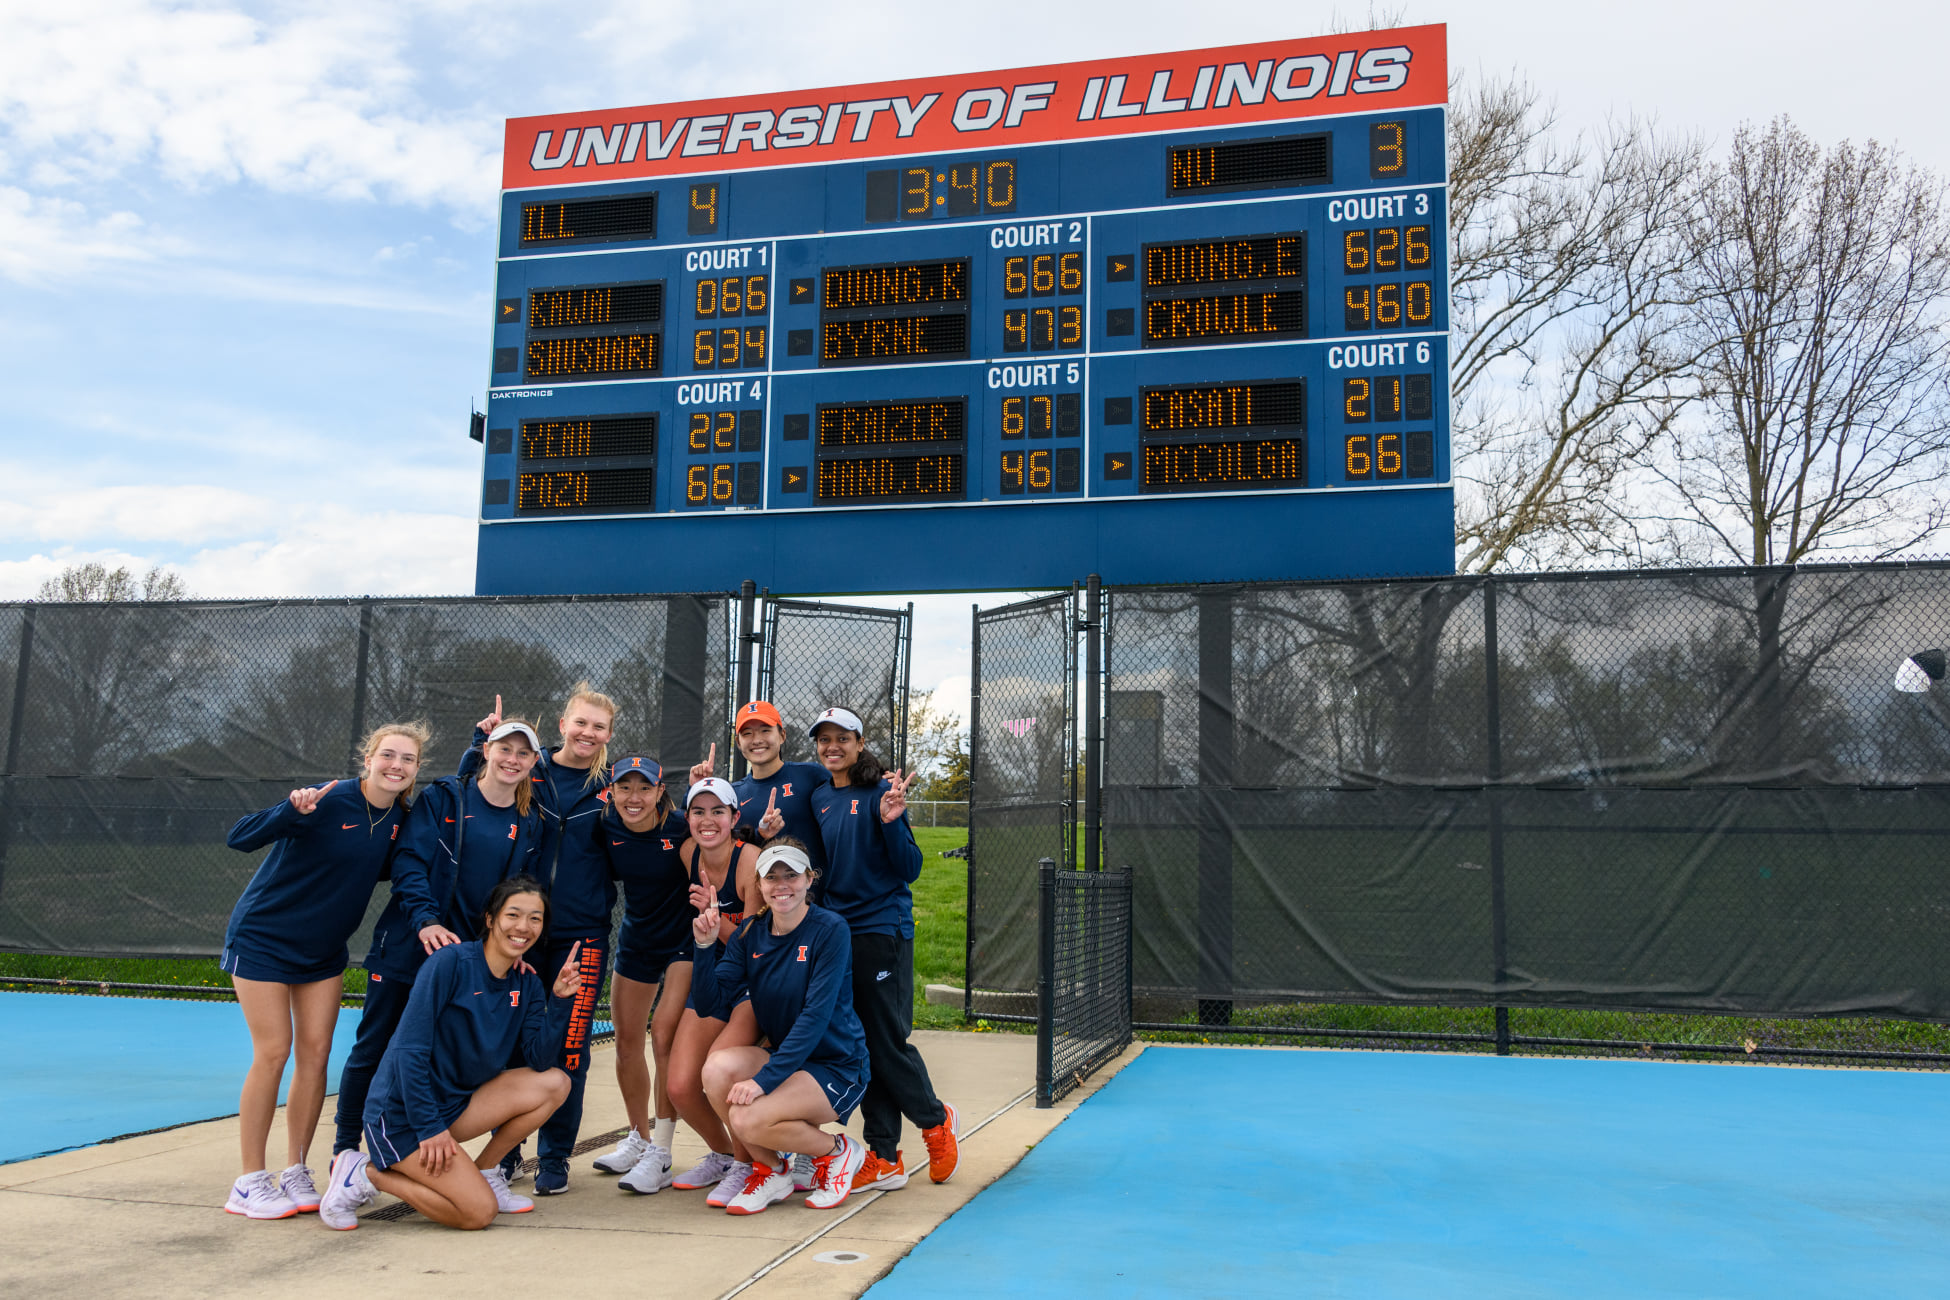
[519,416,658,462]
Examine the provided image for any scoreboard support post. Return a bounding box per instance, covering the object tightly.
[478,27,1455,595]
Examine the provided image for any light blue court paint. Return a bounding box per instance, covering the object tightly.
[0,992,363,1164]
[871,1046,1950,1299]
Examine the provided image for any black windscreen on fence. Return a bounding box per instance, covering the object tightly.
[968,591,1076,998]
[755,598,912,773]
[0,594,733,959]
[1095,563,1950,1024]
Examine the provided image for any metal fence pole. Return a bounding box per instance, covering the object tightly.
[0,604,37,898]
[1483,578,1510,1056]
[1196,589,1234,1027]
[965,603,981,1025]
[1035,856,1056,1108]
[732,580,757,780]
[346,597,373,775]
[896,601,914,774]
[1083,574,1102,871]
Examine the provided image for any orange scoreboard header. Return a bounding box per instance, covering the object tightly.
[502,25,1447,191]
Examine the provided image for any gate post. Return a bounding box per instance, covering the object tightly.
[1196,590,1234,1027]
[1035,856,1056,1107]
[1484,578,1510,1055]
[0,604,37,898]
[660,597,709,768]
[1083,574,1102,871]
[346,598,373,776]
[732,580,757,780]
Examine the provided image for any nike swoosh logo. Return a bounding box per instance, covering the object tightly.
[612,840,624,846]
[445,817,455,823]
[341,824,358,830]
[876,971,891,981]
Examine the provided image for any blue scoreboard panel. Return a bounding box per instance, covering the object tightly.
[477,27,1453,595]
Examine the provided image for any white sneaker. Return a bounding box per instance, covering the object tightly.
[704,1160,753,1209]
[804,1134,868,1210]
[481,1165,534,1214]
[316,1151,374,1230]
[592,1129,651,1174]
[225,1169,298,1220]
[673,1149,737,1192]
[617,1144,674,1194]
[278,1163,320,1213]
[724,1162,795,1216]
[790,1150,816,1191]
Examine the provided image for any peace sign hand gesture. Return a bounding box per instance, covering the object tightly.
[882,769,914,823]
[688,743,716,787]
[476,694,504,736]
[551,941,584,999]
[758,787,784,838]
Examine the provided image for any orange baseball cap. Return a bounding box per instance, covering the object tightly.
[736,700,784,731]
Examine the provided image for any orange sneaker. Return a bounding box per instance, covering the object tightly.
[852,1150,909,1191]
[922,1101,960,1184]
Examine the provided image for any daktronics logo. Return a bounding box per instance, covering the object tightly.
[505,28,1443,187]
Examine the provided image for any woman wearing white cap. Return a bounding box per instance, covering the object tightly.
[330,720,547,1168]
[806,706,959,1193]
[664,776,765,1205]
[693,838,871,1214]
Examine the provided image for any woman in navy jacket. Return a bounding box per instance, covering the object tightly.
[316,875,582,1231]
[219,720,427,1221]
[806,705,959,1193]
[464,685,615,1195]
[694,839,871,1215]
[330,721,547,1160]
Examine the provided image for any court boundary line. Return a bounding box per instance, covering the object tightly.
[714,1085,1036,1300]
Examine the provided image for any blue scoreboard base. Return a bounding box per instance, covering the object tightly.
[474,485,1454,596]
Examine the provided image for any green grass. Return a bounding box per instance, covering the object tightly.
[0,952,370,1003]
[910,826,972,1030]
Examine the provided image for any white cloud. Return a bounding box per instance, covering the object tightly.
[0,0,500,209]
[0,506,475,600]
[0,481,279,546]
[0,186,157,283]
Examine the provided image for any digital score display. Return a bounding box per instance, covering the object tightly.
[481,28,1454,591]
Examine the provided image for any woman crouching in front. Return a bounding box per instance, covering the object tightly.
[693,839,870,1215]
[316,876,582,1230]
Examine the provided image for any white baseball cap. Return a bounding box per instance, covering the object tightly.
[807,706,865,738]
[686,777,739,809]
[486,721,543,751]
[755,843,812,875]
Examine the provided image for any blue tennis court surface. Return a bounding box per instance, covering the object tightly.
[0,992,361,1165]
[873,1046,1950,1298]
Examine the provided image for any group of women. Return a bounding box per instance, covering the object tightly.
[218,685,956,1230]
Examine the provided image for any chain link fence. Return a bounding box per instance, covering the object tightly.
[967,590,1077,1009]
[0,589,913,968]
[753,597,911,775]
[1037,860,1132,1105]
[974,562,1950,1067]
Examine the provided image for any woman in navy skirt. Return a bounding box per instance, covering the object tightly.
[694,839,871,1215]
[220,720,428,1220]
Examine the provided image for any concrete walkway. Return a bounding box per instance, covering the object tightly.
[0,1030,1137,1298]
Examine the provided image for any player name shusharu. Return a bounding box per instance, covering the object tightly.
[1145,292,1298,339]
[527,334,660,374]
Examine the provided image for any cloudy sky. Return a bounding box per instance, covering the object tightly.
[2,0,1945,708]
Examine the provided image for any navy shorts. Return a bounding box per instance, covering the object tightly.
[802,1062,869,1124]
[221,945,344,985]
[363,1115,423,1171]
[613,945,688,986]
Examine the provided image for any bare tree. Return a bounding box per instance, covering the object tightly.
[37,563,187,602]
[1658,118,1950,564]
[1448,77,1707,572]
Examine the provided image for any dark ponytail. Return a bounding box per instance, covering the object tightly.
[849,747,885,788]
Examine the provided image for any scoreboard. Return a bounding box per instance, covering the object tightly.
[476,26,1454,595]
